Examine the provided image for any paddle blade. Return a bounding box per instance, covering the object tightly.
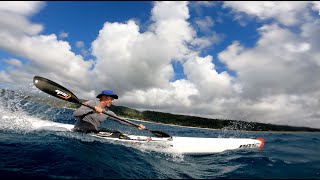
[150,130,171,138]
[33,76,81,104]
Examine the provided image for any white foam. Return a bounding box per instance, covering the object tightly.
[29,117,74,131]
[0,103,73,132]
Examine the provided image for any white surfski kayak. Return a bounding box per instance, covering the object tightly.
[90,132,265,155]
[31,120,265,155]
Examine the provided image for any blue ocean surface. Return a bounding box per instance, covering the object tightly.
[0,89,320,179]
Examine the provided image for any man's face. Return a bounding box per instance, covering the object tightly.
[100,95,114,107]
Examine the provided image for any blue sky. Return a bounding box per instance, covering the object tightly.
[0,1,320,128]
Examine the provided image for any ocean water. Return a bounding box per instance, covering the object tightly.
[0,89,320,179]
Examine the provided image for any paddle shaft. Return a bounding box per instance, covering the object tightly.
[81,102,170,137]
[80,103,171,137]
[80,103,144,129]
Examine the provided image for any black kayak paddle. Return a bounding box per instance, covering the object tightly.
[33,76,171,138]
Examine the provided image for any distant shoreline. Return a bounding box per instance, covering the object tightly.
[124,117,220,131]
[124,117,310,133]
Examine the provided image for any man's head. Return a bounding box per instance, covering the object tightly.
[96,90,118,108]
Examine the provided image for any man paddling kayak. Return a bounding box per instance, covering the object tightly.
[33,76,171,138]
[72,90,145,137]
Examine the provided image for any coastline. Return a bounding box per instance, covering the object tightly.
[124,117,314,133]
[124,117,221,131]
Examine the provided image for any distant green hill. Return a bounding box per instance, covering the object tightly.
[108,105,320,132]
[1,88,320,132]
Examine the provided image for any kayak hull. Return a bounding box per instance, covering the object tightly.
[31,121,265,155]
[90,132,264,155]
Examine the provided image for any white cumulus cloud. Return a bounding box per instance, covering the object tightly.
[223,1,315,26]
